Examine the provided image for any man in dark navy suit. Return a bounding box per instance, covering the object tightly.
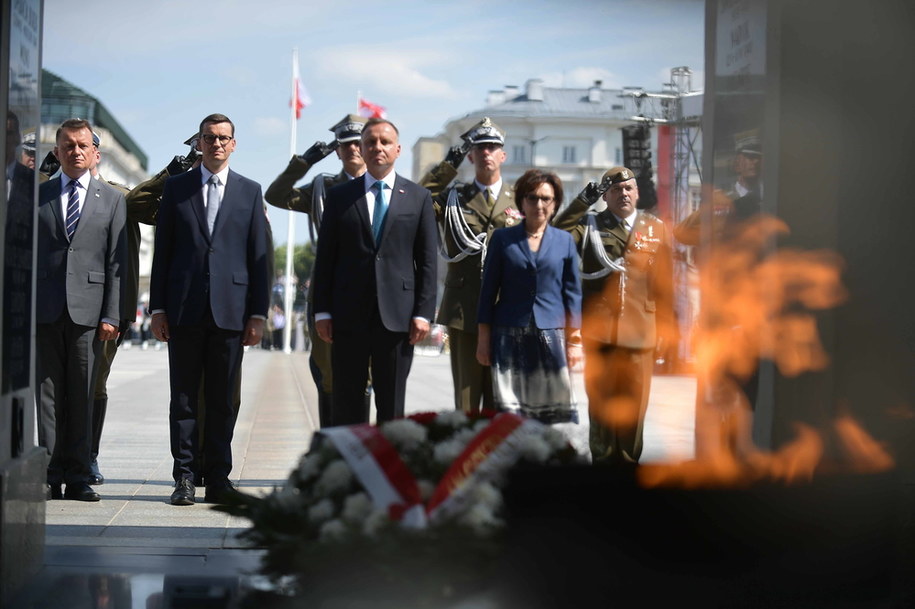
[312,118,437,425]
[149,113,269,505]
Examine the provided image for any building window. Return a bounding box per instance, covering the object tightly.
[512,145,526,164]
[562,146,577,164]
[615,147,622,164]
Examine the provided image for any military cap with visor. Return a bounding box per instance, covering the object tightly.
[461,117,505,147]
[330,114,367,144]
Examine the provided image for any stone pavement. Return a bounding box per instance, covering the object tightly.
[14,345,696,607]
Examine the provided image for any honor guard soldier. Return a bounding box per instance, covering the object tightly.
[420,117,521,414]
[264,114,368,427]
[553,167,676,463]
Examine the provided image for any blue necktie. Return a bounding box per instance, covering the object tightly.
[206,175,220,233]
[65,180,80,240]
[372,180,388,243]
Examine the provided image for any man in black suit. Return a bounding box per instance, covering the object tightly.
[149,113,269,506]
[36,118,126,502]
[313,118,437,425]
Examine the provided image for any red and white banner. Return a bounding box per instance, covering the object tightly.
[320,424,426,528]
[358,97,387,119]
[291,53,311,119]
[426,413,543,524]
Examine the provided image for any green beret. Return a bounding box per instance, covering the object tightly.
[601,166,636,184]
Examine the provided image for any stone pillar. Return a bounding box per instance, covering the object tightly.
[0,0,47,604]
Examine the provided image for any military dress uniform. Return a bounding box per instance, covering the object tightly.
[264,114,365,427]
[553,168,675,463]
[420,119,521,413]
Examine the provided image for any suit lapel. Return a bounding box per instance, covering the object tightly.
[353,174,373,243]
[186,168,210,242]
[45,178,67,238]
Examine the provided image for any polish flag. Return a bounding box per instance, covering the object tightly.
[358,97,387,119]
[291,55,311,119]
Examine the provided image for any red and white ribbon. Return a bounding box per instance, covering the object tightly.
[426,413,543,524]
[320,425,427,528]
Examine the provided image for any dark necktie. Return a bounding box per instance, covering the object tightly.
[65,180,80,240]
[206,175,220,233]
[484,187,492,205]
[372,180,388,242]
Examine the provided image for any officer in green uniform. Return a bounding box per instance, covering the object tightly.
[264,114,367,427]
[420,118,522,413]
[553,167,676,463]
[87,132,165,484]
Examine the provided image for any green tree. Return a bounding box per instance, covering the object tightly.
[273,241,316,307]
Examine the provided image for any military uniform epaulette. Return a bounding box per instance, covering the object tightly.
[107,180,130,192]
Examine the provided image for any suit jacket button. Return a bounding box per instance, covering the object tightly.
[209,247,214,253]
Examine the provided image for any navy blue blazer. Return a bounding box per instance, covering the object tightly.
[312,173,438,333]
[478,224,582,330]
[149,167,269,331]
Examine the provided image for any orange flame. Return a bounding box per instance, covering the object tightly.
[636,210,895,488]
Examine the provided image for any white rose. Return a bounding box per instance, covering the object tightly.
[296,453,323,482]
[435,410,468,428]
[380,419,428,450]
[308,498,335,524]
[433,439,465,464]
[542,426,571,452]
[519,434,552,464]
[362,509,390,538]
[342,492,372,523]
[318,519,347,542]
[316,460,353,494]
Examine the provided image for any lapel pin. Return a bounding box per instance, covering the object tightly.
[398,188,405,194]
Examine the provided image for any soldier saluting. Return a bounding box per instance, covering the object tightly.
[263,115,368,427]
[553,167,676,464]
[420,118,521,414]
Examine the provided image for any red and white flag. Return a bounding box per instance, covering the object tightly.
[358,97,387,119]
[291,54,311,119]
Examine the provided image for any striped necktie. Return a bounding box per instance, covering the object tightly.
[65,179,80,240]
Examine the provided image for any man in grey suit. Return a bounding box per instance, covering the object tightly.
[150,113,269,506]
[36,118,126,502]
[313,118,438,425]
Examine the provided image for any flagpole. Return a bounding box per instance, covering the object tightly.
[282,48,298,354]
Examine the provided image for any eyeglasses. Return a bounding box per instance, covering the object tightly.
[200,134,234,145]
[523,194,555,204]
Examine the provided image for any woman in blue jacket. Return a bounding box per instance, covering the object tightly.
[476,169,582,423]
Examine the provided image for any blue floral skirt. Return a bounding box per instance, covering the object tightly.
[491,325,578,424]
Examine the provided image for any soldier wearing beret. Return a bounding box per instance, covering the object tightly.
[264,114,367,427]
[420,117,521,414]
[553,167,676,463]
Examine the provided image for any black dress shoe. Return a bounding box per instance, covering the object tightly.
[171,479,196,506]
[204,480,241,504]
[88,460,104,485]
[48,484,63,500]
[64,483,101,502]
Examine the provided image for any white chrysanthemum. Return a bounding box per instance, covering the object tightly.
[435,410,468,428]
[296,453,323,482]
[318,518,347,542]
[416,479,436,501]
[273,485,302,511]
[471,481,502,508]
[433,438,466,464]
[542,426,570,452]
[453,427,478,445]
[518,433,552,463]
[473,419,491,433]
[308,498,335,524]
[380,419,428,449]
[316,459,353,494]
[457,502,503,534]
[341,492,372,523]
[362,508,390,538]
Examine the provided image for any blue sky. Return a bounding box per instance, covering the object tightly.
[43,0,704,245]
